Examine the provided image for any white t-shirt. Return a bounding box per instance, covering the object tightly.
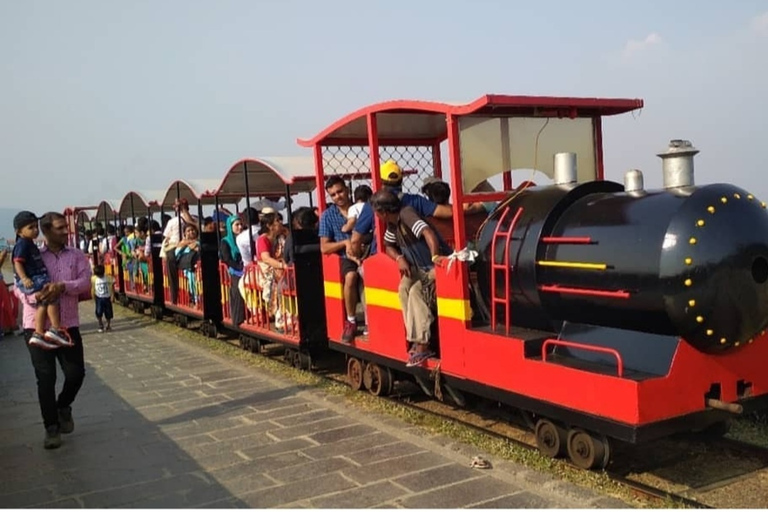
[347,202,365,220]
[236,226,261,265]
[163,216,185,245]
[93,276,112,298]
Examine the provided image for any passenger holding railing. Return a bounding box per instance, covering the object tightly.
[255,212,288,332]
[220,215,245,326]
[175,224,200,305]
[371,190,450,367]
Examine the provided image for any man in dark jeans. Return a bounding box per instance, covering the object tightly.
[15,212,92,449]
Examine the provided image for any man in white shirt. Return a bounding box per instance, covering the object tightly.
[235,208,261,265]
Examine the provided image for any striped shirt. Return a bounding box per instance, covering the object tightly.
[384,206,448,270]
[15,245,92,329]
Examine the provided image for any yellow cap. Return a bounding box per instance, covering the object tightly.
[380,160,402,182]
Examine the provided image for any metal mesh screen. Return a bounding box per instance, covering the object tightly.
[321,145,435,196]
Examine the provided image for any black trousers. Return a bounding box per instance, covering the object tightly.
[165,248,179,303]
[25,328,86,429]
[229,275,245,326]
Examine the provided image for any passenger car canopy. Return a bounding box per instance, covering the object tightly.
[298,95,644,147]
[94,201,118,223]
[215,157,317,199]
[159,179,221,208]
[118,191,157,218]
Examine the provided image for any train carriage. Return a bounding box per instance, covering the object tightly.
[156,179,221,326]
[300,94,768,468]
[213,157,326,365]
[114,191,164,316]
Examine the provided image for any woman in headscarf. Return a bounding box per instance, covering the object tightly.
[219,215,245,325]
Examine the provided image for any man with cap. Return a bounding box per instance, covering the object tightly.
[349,160,452,260]
[14,211,92,449]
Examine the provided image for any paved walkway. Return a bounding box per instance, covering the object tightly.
[0,306,631,508]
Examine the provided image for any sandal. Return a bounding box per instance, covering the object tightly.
[406,350,435,367]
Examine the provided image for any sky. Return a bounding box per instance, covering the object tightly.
[1,0,767,238]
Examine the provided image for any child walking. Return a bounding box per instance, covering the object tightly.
[91,264,114,332]
[12,211,72,349]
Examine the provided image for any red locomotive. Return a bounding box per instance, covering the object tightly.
[66,94,768,469]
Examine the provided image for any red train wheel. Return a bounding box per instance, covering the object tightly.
[347,358,363,391]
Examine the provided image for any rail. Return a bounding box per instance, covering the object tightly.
[541,338,624,378]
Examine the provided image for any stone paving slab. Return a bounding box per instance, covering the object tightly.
[0,305,633,508]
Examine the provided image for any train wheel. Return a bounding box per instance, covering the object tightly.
[534,419,567,459]
[298,352,312,371]
[151,306,164,320]
[347,358,364,391]
[363,363,392,397]
[292,350,302,369]
[566,429,610,470]
[120,295,130,307]
[208,323,218,339]
[238,335,248,350]
[201,323,209,336]
[178,315,189,329]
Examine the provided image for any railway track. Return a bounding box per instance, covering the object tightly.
[139,310,768,508]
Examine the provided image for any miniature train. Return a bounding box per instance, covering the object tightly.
[63,95,768,469]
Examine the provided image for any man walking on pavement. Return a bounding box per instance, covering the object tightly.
[15,212,92,449]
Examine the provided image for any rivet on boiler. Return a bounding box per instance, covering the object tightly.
[696,219,705,227]
[707,206,715,213]
[706,329,714,336]
[696,316,704,323]
[689,237,697,245]
[688,299,696,307]
[685,257,693,265]
[685,278,693,287]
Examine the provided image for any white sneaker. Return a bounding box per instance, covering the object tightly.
[28,334,59,350]
[44,329,73,347]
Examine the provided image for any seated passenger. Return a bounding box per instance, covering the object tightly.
[284,207,319,265]
[175,224,200,305]
[371,190,450,367]
[256,212,288,331]
[319,176,360,344]
[421,177,451,206]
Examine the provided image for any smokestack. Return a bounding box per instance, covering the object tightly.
[657,139,698,189]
